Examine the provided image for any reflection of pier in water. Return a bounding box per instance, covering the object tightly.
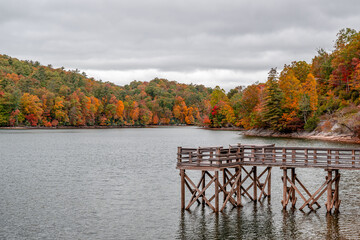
[176,203,343,239]
[177,144,360,213]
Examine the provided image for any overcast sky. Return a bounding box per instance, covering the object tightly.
[1,0,359,90]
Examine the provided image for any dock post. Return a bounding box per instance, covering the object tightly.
[237,167,242,206]
[282,168,287,209]
[181,169,185,210]
[291,168,296,208]
[223,169,227,203]
[334,170,341,212]
[326,170,333,212]
[253,166,257,202]
[215,171,219,212]
[267,167,271,197]
[202,170,206,205]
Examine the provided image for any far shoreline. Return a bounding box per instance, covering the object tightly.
[1,125,360,145]
[0,125,194,130]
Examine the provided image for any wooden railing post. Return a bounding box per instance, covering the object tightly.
[216,147,221,166]
[178,147,182,163]
[352,150,355,167]
[282,148,286,165]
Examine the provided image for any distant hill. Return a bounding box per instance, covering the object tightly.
[0,54,213,127]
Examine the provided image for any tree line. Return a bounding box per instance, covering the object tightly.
[1,28,360,133]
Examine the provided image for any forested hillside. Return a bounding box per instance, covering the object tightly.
[206,28,360,137]
[0,57,212,127]
[1,28,360,133]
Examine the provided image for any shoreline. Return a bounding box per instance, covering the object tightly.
[241,128,360,144]
[0,124,194,130]
[2,125,360,144]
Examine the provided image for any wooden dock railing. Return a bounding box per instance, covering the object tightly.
[177,144,360,170]
[177,143,359,212]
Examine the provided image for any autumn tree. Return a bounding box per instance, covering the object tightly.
[20,93,43,126]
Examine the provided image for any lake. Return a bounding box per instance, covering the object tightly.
[0,127,360,239]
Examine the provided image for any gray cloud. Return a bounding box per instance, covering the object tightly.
[0,0,359,88]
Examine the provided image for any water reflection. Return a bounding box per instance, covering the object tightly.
[177,202,278,239]
[178,204,349,239]
[281,209,300,239]
[1,128,360,239]
[325,213,341,239]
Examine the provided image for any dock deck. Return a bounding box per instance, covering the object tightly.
[177,144,359,212]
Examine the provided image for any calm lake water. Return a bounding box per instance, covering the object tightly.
[1,127,360,239]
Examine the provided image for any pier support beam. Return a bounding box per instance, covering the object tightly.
[281,168,341,213]
[181,169,185,209]
[325,169,341,213]
[334,170,341,212]
[237,167,241,205]
[241,166,271,202]
[282,168,288,209]
[291,168,297,208]
[253,166,257,202]
[326,170,332,212]
[202,170,206,205]
[215,171,219,212]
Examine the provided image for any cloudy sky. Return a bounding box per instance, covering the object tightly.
[1,0,359,90]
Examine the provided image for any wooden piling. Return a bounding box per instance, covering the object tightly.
[253,166,257,202]
[282,168,287,209]
[202,170,206,205]
[291,168,296,208]
[267,167,271,197]
[334,170,341,212]
[215,171,219,212]
[181,169,185,209]
[223,169,227,202]
[237,167,241,206]
[326,170,333,212]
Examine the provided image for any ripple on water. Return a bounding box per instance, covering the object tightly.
[0,127,360,239]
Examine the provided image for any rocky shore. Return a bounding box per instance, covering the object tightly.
[242,128,360,144]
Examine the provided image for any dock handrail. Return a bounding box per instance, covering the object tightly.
[177,143,360,170]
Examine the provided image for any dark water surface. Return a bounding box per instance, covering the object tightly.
[1,127,360,239]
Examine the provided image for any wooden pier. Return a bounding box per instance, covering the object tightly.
[177,144,360,213]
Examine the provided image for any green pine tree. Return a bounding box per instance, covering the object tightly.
[263,68,284,130]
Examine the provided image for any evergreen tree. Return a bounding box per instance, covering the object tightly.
[263,68,283,130]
